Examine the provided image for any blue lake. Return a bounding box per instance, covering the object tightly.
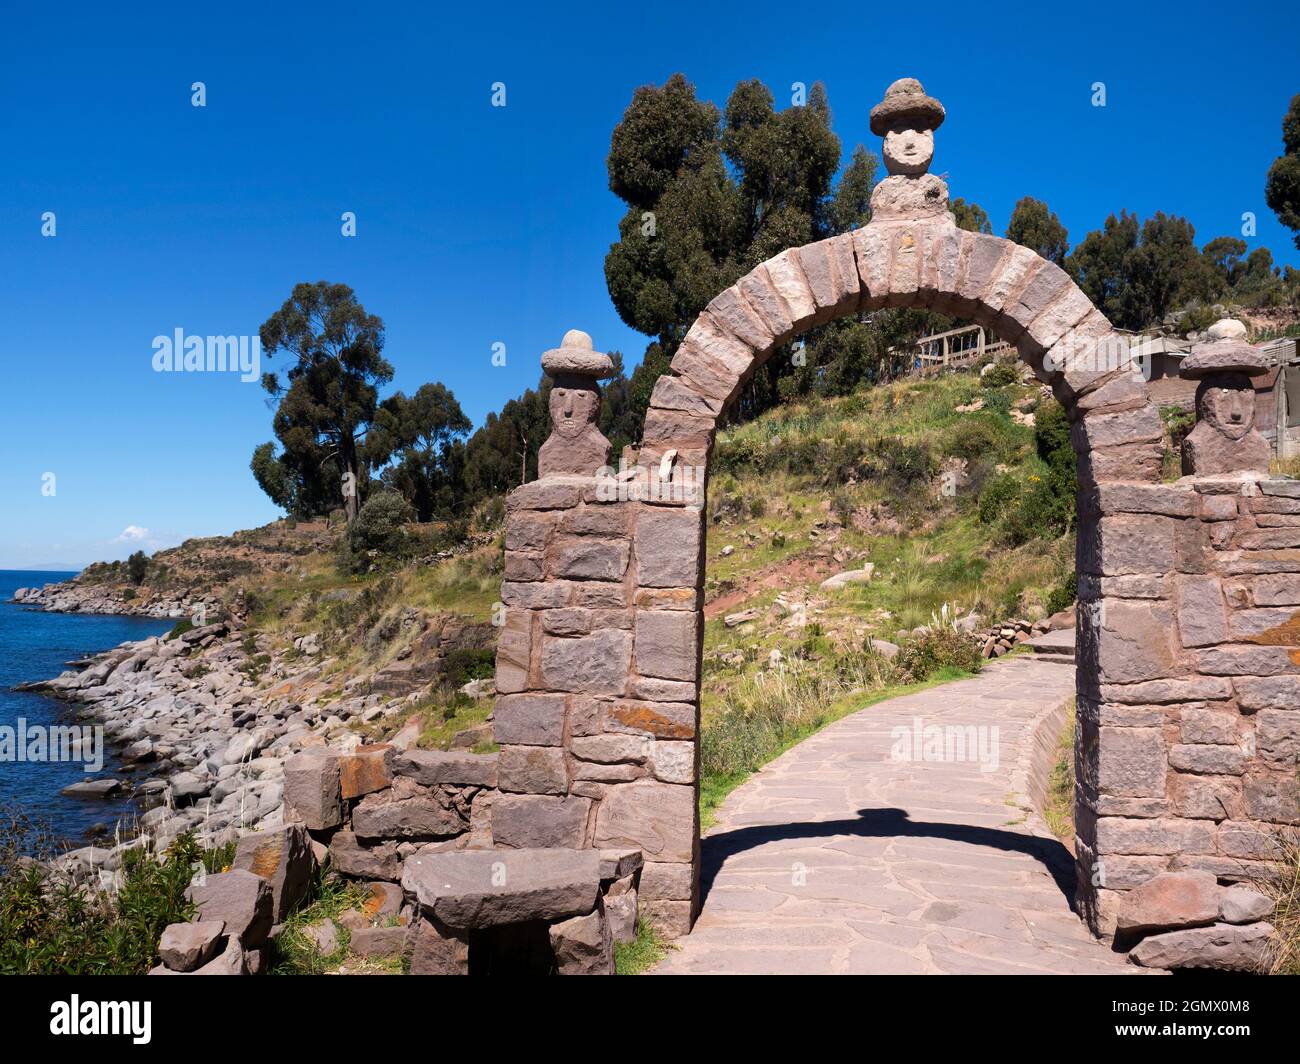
[0,570,173,846]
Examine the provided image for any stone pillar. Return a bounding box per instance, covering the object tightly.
[492,331,705,936]
[1075,432,1298,934]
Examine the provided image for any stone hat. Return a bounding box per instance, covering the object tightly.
[1181,318,1268,379]
[541,329,614,379]
[870,78,945,136]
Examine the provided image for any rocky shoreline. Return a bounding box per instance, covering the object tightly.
[12,578,210,618]
[10,585,492,894]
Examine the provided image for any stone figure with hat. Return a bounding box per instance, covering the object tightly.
[869,78,950,222]
[1179,318,1271,477]
[538,329,613,478]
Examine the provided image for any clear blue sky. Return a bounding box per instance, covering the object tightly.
[2,0,1296,568]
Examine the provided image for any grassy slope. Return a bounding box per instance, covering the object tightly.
[693,368,1076,822]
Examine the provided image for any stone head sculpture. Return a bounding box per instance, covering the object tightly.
[1179,319,1270,477]
[538,329,614,478]
[869,78,950,221]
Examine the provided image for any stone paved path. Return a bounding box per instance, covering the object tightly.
[656,656,1134,975]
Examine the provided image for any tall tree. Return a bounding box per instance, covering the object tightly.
[1266,94,1300,252]
[257,282,392,524]
[604,73,880,425]
[949,198,992,234]
[1006,196,1070,265]
[369,383,472,521]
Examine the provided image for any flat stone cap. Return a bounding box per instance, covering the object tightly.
[870,77,945,136]
[401,847,603,929]
[541,329,614,379]
[1181,338,1269,379]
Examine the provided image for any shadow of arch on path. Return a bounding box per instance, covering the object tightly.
[699,806,1079,912]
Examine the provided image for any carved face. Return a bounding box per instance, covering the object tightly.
[1199,380,1256,441]
[549,384,599,439]
[883,127,934,176]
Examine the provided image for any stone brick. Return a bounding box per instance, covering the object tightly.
[388,749,498,788]
[505,512,557,552]
[634,610,699,682]
[550,908,614,975]
[352,780,469,839]
[593,780,696,863]
[500,582,571,609]
[283,750,342,831]
[763,249,817,329]
[1241,776,1300,824]
[507,479,584,512]
[640,900,695,938]
[628,676,697,702]
[1170,774,1239,821]
[1080,515,1178,577]
[1169,743,1249,776]
[550,538,629,581]
[636,506,703,588]
[408,917,469,975]
[648,374,723,417]
[605,699,697,739]
[1236,675,1300,712]
[852,225,893,308]
[232,825,313,923]
[639,860,695,902]
[651,741,696,784]
[338,744,392,800]
[704,285,776,351]
[1100,677,1232,704]
[1179,705,1240,745]
[633,588,699,611]
[570,734,651,764]
[737,266,794,340]
[504,552,544,581]
[1115,871,1220,935]
[1095,483,1196,518]
[495,608,532,694]
[539,629,631,695]
[1094,816,1215,855]
[1096,727,1167,798]
[1090,600,1180,683]
[1196,644,1299,675]
[1218,819,1285,858]
[671,341,744,406]
[328,831,401,880]
[681,312,756,374]
[493,693,566,746]
[491,794,591,848]
[185,870,274,950]
[1175,575,1229,648]
[793,233,859,323]
[1256,709,1300,766]
[497,745,567,795]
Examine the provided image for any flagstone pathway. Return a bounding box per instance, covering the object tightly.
[655,656,1135,975]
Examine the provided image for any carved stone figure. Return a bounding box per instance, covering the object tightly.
[869,78,950,222]
[1179,319,1270,476]
[538,330,613,478]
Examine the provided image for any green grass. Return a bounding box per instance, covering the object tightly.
[268,869,372,975]
[615,918,674,975]
[1043,700,1076,841]
[699,665,975,828]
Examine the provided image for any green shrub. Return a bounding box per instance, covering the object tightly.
[896,626,984,683]
[0,822,221,975]
[1045,568,1077,616]
[978,472,1021,525]
[981,361,1021,388]
[126,550,148,586]
[166,617,194,640]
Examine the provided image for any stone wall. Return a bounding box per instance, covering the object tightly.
[497,476,705,934]
[1075,475,1300,935]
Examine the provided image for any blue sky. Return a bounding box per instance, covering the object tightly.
[1,0,1296,568]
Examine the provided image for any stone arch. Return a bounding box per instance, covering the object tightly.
[637,218,1164,490]
[495,86,1290,947]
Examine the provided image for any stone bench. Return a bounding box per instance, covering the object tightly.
[401,847,642,974]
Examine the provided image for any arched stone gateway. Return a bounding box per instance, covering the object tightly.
[493,78,1298,942]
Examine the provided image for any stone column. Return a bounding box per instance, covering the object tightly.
[493,330,704,936]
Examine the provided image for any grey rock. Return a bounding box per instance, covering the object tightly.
[185,869,273,949]
[232,825,313,922]
[1129,921,1276,972]
[1220,885,1275,924]
[401,847,601,929]
[158,920,225,972]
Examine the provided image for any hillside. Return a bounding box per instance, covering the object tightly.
[15,362,1089,824]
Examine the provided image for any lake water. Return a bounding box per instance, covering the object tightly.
[0,570,173,847]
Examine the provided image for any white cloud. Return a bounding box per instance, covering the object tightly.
[113,525,150,543]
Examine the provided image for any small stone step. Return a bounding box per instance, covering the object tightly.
[1023,628,1075,662]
